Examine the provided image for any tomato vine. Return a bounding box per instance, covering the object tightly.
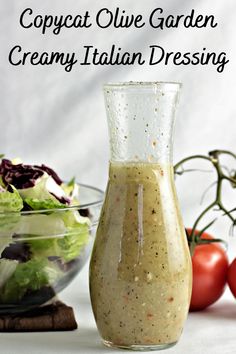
[174,150,236,254]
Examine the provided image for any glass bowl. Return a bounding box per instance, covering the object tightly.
[0,183,103,314]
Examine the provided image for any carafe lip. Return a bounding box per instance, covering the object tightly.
[103,81,182,91]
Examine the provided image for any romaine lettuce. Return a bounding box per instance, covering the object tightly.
[57,223,89,262]
[24,198,65,210]
[19,175,63,202]
[0,259,18,288]
[27,210,90,262]
[15,213,66,237]
[0,177,5,188]
[0,212,21,255]
[0,187,23,212]
[0,187,23,255]
[0,258,61,303]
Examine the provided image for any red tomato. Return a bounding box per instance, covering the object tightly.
[186,229,229,311]
[227,259,236,297]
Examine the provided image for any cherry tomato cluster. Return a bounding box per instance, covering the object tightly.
[187,229,236,311]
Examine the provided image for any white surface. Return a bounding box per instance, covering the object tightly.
[0,262,235,354]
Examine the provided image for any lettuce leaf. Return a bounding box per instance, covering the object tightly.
[61,178,79,205]
[19,175,60,202]
[0,187,23,212]
[0,188,23,254]
[58,222,89,262]
[0,212,21,256]
[24,198,65,210]
[61,178,76,197]
[19,173,70,205]
[15,214,66,237]
[0,259,18,288]
[0,176,5,188]
[28,211,90,262]
[57,210,90,262]
[0,258,61,303]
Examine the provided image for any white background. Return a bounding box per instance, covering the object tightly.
[0,1,236,352]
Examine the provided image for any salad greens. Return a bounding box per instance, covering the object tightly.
[24,198,66,210]
[0,187,23,212]
[0,259,18,288]
[0,155,91,306]
[0,259,62,303]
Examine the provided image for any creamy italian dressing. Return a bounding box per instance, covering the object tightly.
[90,161,192,349]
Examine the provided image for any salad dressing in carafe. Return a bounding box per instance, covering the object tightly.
[90,82,192,351]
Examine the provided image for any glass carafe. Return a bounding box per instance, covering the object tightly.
[89,82,192,351]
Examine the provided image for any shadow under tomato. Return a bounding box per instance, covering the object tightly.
[190,299,236,321]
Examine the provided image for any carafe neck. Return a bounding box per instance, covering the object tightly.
[104,82,181,164]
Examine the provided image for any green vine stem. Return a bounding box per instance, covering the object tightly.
[174,150,236,248]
